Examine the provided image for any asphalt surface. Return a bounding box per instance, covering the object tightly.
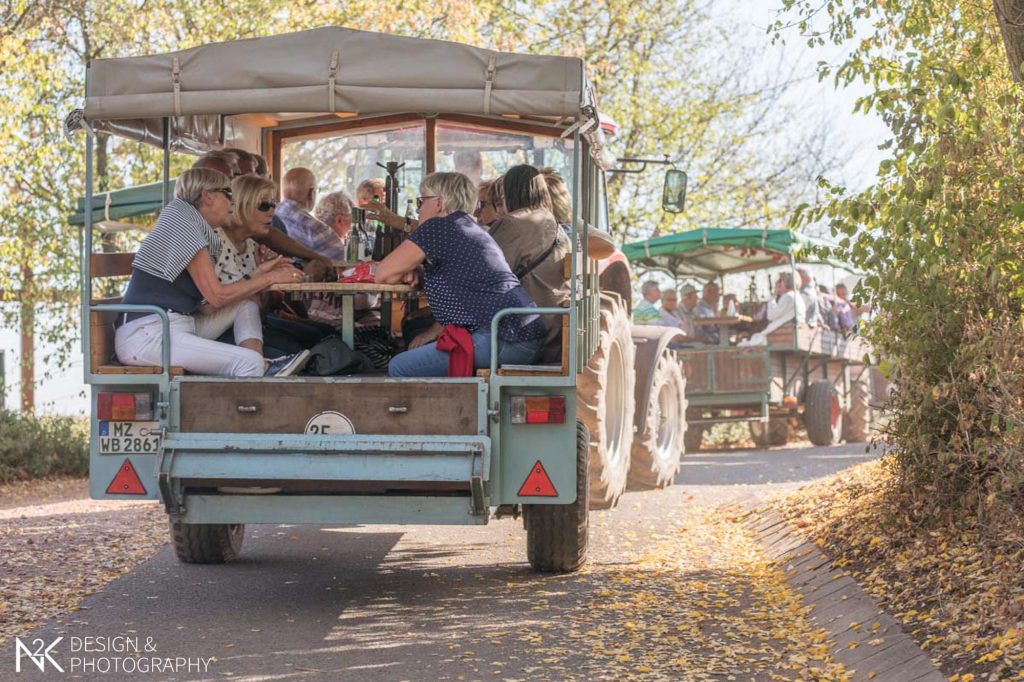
[4,442,880,682]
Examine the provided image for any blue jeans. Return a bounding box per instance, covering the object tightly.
[388,330,542,377]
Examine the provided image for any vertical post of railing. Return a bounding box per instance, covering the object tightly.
[161,117,171,206]
[82,117,94,383]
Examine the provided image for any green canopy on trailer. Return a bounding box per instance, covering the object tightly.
[622,227,855,279]
[68,180,168,227]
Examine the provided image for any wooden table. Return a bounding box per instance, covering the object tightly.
[692,315,753,346]
[270,282,422,347]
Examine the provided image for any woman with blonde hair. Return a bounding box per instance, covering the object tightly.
[377,172,545,376]
[540,167,571,226]
[474,177,505,227]
[115,168,306,377]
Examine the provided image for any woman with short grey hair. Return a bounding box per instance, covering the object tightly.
[376,172,545,377]
[115,168,308,377]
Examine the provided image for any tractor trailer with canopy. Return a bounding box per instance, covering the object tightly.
[624,227,879,448]
[68,27,690,572]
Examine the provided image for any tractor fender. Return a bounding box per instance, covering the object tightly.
[598,252,632,315]
[630,325,686,434]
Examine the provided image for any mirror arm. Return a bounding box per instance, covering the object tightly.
[608,155,676,174]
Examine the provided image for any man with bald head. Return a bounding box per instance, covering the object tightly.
[275,167,346,262]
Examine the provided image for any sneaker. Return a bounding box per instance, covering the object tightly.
[264,350,311,377]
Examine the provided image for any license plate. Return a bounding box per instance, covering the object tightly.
[98,421,161,455]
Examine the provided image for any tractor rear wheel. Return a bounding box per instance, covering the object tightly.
[627,347,687,490]
[577,294,636,509]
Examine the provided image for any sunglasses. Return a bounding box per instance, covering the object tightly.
[211,187,233,200]
[416,195,438,209]
[257,200,278,212]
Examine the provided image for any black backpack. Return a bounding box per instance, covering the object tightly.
[304,335,375,376]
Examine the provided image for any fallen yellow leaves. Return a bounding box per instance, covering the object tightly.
[474,506,849,680]
[0,481,166,647]
[771,457,1024,680]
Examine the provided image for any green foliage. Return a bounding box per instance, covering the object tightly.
[2,0,838,395]
[776,0,1024,521]
[0,409,88,483]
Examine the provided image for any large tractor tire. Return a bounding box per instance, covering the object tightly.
[170,522,244,564]
[844,368,871,442]
[526,421,590,573]
[749,419,790,447]
[804,380,843,446]
[578,294,636,509]
[627,347,687,490]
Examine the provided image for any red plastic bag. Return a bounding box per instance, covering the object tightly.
[339,261,377,283]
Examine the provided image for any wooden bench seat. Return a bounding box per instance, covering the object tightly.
[89,252,187,377]
[95,364,185,376]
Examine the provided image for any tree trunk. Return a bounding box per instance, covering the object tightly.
[19,264,35,415]
[994,0,1024,81]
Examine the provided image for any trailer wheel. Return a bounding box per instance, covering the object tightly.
[804,380,843,446]
[749,419,789,447]
[843,367,871,442]
[578,294,636,509]
[627,349,687,490]
[170,521,244,564]
[526,421,590,573]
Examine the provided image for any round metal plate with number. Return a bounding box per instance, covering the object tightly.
[304,411,355,436]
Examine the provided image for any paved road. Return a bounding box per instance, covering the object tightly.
[6,442,879,682]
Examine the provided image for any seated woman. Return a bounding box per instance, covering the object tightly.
[377,172,546,377]
[487,165,571,362]
[115,168,306,377]
[215,174,333,359]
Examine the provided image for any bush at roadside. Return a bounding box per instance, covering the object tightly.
[0,410,88,483]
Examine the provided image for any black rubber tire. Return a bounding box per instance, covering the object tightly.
[804,380,843,446]
[627,348,687,490]
[526,421,590,573]
[749,419,789,447]
[843,367,871,442]
[170,521,244,564]
[578,294,636,510]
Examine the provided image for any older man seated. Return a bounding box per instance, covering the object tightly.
[274,167,346,263]
[660,285,698,336]
[633,280,662,325]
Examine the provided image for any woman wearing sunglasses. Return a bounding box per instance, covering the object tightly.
[377,171,546,377]
[115,168,306,377]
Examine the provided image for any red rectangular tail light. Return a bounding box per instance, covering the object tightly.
[510,396,566,424]
[96,392,154,421]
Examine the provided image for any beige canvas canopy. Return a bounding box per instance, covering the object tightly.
[67,27,595,153]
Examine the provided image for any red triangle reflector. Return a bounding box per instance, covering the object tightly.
[518,460,558,497]
[106,458,147,495]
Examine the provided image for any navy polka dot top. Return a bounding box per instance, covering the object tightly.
[409,211,546,342]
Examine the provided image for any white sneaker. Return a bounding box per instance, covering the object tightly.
[264,350,311,377]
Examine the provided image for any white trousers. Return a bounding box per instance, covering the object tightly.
[114,300,264,377]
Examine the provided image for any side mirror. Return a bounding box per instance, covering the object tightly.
[662,170,687,214]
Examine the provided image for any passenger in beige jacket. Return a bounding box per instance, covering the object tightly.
[488,165,571,362]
